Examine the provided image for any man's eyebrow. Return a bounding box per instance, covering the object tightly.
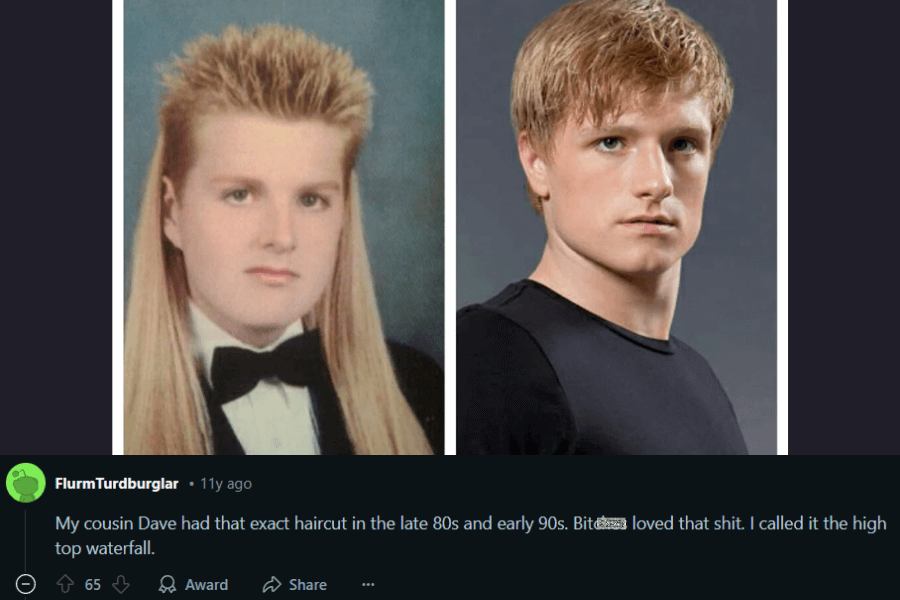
[579,122,712,139]
[208,177,342,193]
[302,181,342,193]
[669,124,712,140]
[209,176,265,189]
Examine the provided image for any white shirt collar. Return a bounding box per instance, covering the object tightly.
[189,302,306,383]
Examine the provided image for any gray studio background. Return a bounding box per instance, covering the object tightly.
[457,0,776,454]
[124,0,443,365]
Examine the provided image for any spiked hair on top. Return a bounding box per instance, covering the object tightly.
[160,24,372,197]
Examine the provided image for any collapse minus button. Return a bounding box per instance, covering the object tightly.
[16,573,37,594]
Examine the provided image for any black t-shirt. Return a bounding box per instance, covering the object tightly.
[457,280,748,455]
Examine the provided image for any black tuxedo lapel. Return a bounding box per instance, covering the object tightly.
[201,375,247,455]
[307,376,355,455]
[299,331,353,455]
[200,329,354,455]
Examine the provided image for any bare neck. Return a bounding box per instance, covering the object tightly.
[529,245,680,340]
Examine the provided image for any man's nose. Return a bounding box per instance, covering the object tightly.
[259,199,296,252]
[630,145,674,202]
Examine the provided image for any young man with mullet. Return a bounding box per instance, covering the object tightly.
[458,0,748,455]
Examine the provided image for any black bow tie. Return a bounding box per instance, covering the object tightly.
[209,331,322,406]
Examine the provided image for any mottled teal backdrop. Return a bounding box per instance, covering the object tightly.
[124,0,444,364]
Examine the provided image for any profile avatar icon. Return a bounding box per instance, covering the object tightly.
[6,463,46,503]
[159,575,177,593]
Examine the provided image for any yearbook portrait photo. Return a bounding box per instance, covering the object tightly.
[457,0,776,455]
[123,0,444,455]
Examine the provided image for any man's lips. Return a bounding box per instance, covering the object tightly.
[246,267,299,277]
[620,215,676,235]
[621,215,676,226]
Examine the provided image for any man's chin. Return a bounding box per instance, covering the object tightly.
[244,314,307,334]
[239,305,309,329]
[611,258,680,280]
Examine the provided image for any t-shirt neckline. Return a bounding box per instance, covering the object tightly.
[520,279,676,354]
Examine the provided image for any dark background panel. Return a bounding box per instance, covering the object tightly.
[2,2,112,455]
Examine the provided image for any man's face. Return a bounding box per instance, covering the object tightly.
[525,91,713,279]
[164,113,349,346]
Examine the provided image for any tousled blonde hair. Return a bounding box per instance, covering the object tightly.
[125,24,433,455]
[511,0,734,214]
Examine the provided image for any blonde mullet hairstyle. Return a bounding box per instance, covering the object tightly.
[511,0,734,214]
[316,174,432,455]
[125,141,211,454]
[125,24,432,454]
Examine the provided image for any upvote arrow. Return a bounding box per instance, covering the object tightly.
[57,574,74,593]
[113,575,131,594]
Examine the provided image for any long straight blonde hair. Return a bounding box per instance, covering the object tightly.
[125,24,433,455]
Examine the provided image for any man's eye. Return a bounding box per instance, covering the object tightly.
[224,189,250,202]
[299,194,327,209]
[596,137,623,151]
[672,138,697,153]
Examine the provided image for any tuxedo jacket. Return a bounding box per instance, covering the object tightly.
[201,330,444,455]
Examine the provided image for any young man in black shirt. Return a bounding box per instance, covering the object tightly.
[458,0,748,455]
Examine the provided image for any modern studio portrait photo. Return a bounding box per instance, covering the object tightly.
[457,0,776,455]
[123,0,444,455]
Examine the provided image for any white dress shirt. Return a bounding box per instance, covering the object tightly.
[190,304,320,455]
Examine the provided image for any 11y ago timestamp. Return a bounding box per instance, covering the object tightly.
[198,478,252,492]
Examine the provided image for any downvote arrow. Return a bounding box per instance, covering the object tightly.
[113,575,131,594]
